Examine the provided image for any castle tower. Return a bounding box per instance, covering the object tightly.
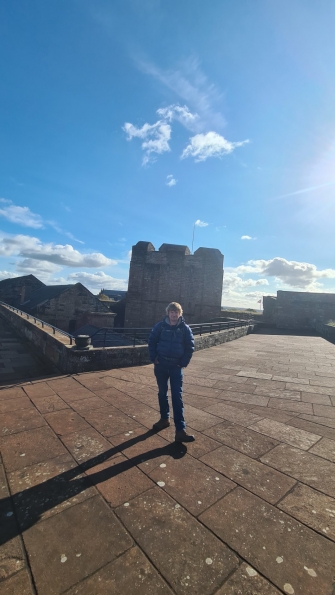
[124,241,224,328]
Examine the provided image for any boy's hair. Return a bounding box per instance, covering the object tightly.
[166,302,183,315]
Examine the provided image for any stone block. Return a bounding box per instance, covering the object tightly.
[23,496,133,595]
[200,487,335,595]
[201,445,295,503]
[116,487,238,595]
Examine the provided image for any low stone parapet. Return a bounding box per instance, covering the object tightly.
[313,321,335,344]
[0,303,255,374]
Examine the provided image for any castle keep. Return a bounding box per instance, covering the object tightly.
[124,241,224,328]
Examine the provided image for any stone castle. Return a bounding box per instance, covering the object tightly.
[124,241,224,328]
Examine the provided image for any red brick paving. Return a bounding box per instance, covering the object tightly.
[1,332,335,593]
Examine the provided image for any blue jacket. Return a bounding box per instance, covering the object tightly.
[148,316,195,368]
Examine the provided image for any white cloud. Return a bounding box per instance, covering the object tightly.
[65,271,128,292]
[181,132,249,162]
[223,273,269,292]
[241,235,256,240]
[0,199,83,244]
[195,219,208,227]
[272,181,335,201]
[0,233,115,268]
[221,272,269,308]
[123,120,171,165]
[157,105,199,130]
[47,221,84,244]
[123,104,200,165]
[137,58,225,130]
[16,259,61,275]
[234,257,335,290]
[0,270,18,281]
[166,175,177,187]
[0,200,43,228]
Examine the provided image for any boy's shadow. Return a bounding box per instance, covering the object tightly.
[0,430,187,546]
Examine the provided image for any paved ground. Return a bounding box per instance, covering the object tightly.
[1,331,335,595]
[0,317,59,386]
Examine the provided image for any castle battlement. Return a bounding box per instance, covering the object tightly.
[125,241,224,328]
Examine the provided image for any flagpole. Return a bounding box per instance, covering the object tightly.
[191,222,196,254]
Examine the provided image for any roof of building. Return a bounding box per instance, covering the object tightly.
[22,285,74,311]
[0,274,45,288]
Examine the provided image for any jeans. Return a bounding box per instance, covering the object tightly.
[154,363,186,431]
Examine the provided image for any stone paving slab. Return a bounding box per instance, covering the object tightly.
[200,444,296,504]
[214,562,282,594]
[248,418,321,450]
[66,546,174,595]
[0,387,26,401]
[0,397,33,414]
[261,443,335,497]
[148,453,236,515]
[203,422,279,458]
[309,437,335,462]
[200,487,335,595]
[60,427,114,464]
[1,331,335,593]
[278,482,335,541]
[28,394,69,414]
[301,413,335,428]
[1,569,34,594]
[0,408,46,437]
[23,496,133,595]
[204,401,264,426]
[0,426,68,472]
[116,487,239,595]
[287,415,335,440]
[8,454,96,529]
[84,452,155,507]
[82,405,144,437]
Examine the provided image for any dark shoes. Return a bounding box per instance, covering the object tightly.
[153,418,171,431]
[175,429,195,443]
[152,420,195,442]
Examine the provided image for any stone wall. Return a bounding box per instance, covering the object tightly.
[125,241,224,328]
[263,290,335,329]
[33,284,110,333]
[0,303,253,374]
[275,290,335,329]
[313,321,335,344]
[262,296,277,323]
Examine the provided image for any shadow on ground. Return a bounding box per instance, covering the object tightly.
[0,429,186,546]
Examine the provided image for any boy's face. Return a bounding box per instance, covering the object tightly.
[168,309,180,325]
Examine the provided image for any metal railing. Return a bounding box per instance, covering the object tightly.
[0,301,75,345]
[90,318,253,348]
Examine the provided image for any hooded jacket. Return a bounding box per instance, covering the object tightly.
[148,316,195,368]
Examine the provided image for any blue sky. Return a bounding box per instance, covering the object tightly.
[1,0,335,308]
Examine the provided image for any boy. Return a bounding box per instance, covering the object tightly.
[148,302,195,442]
